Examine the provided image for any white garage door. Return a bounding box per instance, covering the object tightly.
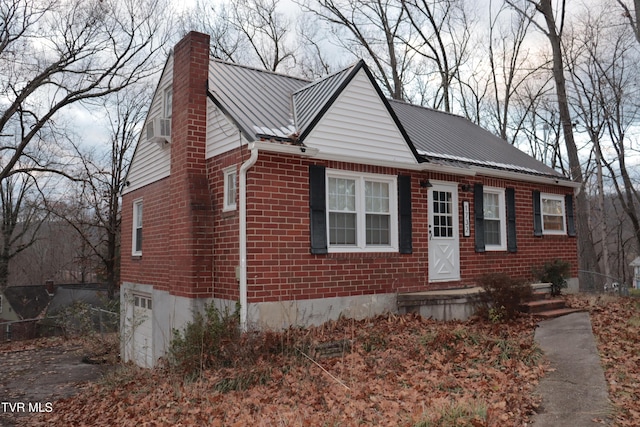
[131,294,153,367]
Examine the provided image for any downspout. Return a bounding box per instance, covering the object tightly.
[239,144,259,330]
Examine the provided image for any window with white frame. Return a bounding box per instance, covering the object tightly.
[541,193,566,234]
[223,167,237,211]
[483,187,506,250]
[132,199,143,255]
[134,294,152,310]
[163,86,172,118]
[327,171,397,251]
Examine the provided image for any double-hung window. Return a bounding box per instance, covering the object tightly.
[541,193,565,234]
[163,86,172,118]
[483,187,506,250]
[132,199,143,255]
[327,171,397,252]
[223,167,237,211]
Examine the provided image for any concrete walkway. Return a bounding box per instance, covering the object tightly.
[531,312,612,426]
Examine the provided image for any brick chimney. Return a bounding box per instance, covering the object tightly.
[45,280,55,296]
[169,32,214,298]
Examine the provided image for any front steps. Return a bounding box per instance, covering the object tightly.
[398,283,582,321]
[519,284,583,319]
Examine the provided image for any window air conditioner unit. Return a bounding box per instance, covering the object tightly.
[146,117,171,144]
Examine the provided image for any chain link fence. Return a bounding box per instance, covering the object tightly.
[578,269,630,295]
[1,304,119,343]
[0,318,41,342]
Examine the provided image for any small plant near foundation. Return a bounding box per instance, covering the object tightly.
[477,273,532,322]
[168,303,241,378]
[533,258,571,296]
[488,305,506,324]
[168,303,310,381]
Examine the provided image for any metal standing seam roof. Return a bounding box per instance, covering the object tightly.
[206,58,567,179]
[292,63,358,138]
[208,60,309,141]
[389,99,565,178]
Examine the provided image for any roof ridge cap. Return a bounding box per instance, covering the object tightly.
[209,58,311,83]
[388,98,466,119]
[293,60,361,95]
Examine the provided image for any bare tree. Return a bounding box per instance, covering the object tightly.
[567,6,640,283]
[179,1,243,63]
[180,0,297,72]
[485,1,549,142]
[0,173,45,290]
[301,0,416,100]
[296,14,341,79]
[232,0,297,71]
[0,0,167,183]
[514,85,566,171]
[400,0,475,112]
[0,0,168,291]
[49,87,149,298]
[506,0,598,290]
[618,0,640,44]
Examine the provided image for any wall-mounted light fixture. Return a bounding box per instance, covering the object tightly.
[460,184,472,192]
[420,179,433,188]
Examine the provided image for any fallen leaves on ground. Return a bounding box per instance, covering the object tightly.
[26,313,546,426]
[567,294,640,426]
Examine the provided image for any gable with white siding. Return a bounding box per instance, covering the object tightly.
[123,56,174,194]
[206,103,247,158]
[303,69,417,165]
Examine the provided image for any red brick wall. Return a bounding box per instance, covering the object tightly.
[123,142,578,305]
[121,179,171,291]
[168,31,214,298]
[231,151,578,304]
[207,148,244,301]
[456,176,578,282]
[242,154,429,303]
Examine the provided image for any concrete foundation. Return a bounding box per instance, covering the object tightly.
[121,282,397,366]
[121,282,238,367]
[247,293,398,329]
[397,287,484,321]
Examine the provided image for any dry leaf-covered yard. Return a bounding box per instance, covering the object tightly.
[3,294,638,426]
[569,295,640,426]
[30,314,546,426]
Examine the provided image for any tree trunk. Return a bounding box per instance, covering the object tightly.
[594,142,610,284]
[538,0,598,291]
[0,255,8,292]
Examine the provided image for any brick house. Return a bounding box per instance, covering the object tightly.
[120,32,578,367]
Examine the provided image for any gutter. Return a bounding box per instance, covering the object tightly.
[467,166,580,189]
[238,142,318,330]
[239,146,258,330]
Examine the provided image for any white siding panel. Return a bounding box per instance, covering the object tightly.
[304,70,417,164]
[123,57,173,194]
[206,102,246,158]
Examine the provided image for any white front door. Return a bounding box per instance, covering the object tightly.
[428,183,460,282]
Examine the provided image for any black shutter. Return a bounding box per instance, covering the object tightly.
[398,175,412,254]
[506,187,517,252]
[309,165,327,254]
[565,194,576,237]
[533,190,543,236]
[474,183,485,252]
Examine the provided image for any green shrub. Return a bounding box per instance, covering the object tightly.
[534,259,571,296]
[167,303,304,381]
[54,301,94,337]
[477,273,532,322]
[168,303,241,378]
